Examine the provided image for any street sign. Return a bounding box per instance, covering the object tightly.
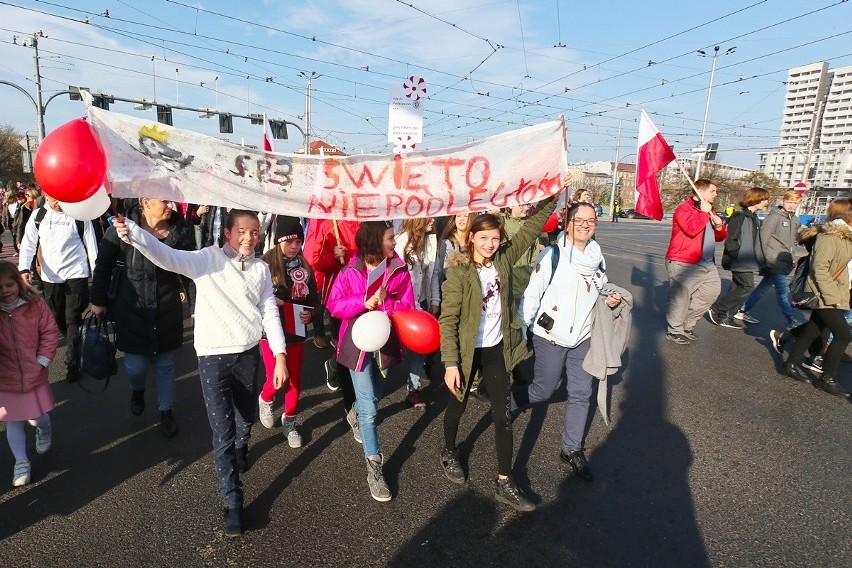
[793,182,807,194]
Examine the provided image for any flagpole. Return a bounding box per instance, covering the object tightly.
[673,156,703,199]
[609,119,621,222]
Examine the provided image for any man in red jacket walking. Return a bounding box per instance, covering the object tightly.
[664,179,728,344]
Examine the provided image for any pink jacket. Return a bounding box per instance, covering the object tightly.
[0,296,59,393]
[326,254,416,371]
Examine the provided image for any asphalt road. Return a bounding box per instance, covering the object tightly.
[0,220,849,567]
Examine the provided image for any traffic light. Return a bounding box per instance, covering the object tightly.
[704,143,718,161]
[157,105,173,126]
[92,95,113,110]
[219,114,233,133]
[269,120,288,140]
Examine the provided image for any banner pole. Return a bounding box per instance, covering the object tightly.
[332,220,344,264]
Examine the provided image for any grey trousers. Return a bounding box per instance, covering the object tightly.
[511,336,592,452]
[665,260,721,334]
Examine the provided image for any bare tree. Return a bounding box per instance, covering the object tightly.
[0,124,34,187]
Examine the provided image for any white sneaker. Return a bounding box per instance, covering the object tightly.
[733,310,759,324]
[12,460,31,487]
[35,424,52,454]
[258,396,275,429]
[282,416,303,448]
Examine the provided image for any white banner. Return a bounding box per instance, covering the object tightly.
[88,106,567,220]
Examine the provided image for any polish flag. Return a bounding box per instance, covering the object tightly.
[262,113,275,153]
[635,110,676,221]
[280,302,309,337]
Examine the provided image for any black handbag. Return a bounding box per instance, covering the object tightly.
[74,315,118,390]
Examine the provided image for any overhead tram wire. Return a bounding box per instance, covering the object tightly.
[11,0,805,137]
[11,1,847,150]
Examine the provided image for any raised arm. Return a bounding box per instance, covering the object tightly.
[119,218,209,279]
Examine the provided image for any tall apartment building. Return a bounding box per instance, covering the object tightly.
[757,61,852,189]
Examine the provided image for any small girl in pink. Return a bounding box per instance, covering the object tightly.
[0,261,59,487]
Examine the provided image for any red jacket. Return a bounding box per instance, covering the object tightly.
[305,219,360,302]
[0,296,59,393]
[665,198,728,264]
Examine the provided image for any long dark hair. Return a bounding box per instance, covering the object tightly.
[466,214,507,265]
[439,213,475,248]
[356,221,392,266]
[0,261,36,303]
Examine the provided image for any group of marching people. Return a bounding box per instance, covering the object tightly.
[666,181,851,397]
[0,182,636,537]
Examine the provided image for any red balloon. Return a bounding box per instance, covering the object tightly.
[34,118,107,203]
[390,309,440,355]
[542,212,559,233]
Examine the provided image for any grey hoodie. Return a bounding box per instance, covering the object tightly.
[760,206,801,275]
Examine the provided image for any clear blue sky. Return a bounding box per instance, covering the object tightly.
[0,0,850,168]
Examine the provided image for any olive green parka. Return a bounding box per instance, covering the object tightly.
[439,194,559,401]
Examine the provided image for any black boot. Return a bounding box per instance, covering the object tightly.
[439,448,465,484]
[777,362,811,384]
[223,506,244,537]
[494,476,536,512]
[816,376,849,398]
[160,410,178,438]
[560,449,594,482]
[130,389,145,415]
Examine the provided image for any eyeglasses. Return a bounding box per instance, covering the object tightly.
[572,218,597,226]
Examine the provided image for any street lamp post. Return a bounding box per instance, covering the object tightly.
[611,152,635,220]
[694,45,735,181]
[299,72,322,155]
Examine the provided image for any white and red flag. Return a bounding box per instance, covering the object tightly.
[280,302,309,337]
[262,113,275,153]
[635,110,676,221]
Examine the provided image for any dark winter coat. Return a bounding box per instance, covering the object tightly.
[721,207,766,272]
[90,204,195,355]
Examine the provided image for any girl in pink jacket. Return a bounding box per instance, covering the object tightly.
[327,221,415,503]
[0,261,59,487]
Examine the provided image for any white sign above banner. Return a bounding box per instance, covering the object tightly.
[387,76,426,145]
[87,106,568,221]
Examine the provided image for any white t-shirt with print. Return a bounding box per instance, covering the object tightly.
[476,263,503,348]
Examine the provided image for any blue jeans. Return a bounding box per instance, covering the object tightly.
[197,347,261,509]
[349,353,386,458]
[406,350,424,392]
[741,272,798,323]
[123,351,176,411]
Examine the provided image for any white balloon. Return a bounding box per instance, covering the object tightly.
[57,185,111,221]
[351,310,391,352]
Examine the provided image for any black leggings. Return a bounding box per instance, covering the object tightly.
[443,343,513,476]
[789,308,852,377]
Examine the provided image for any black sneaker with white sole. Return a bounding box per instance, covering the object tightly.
[325,358,340,391]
